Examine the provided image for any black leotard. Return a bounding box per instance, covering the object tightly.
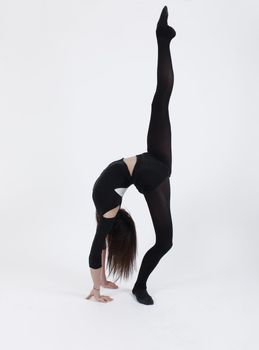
[89,152,170,269]
[92,152,170,216]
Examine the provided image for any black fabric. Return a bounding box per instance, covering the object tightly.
[132,287,154,305]
[88,216,117,269]
[132,177,173,291]
[92,158,131,217]
[132,152,170,194]
[89,6,175,279]
[91,152,170,216]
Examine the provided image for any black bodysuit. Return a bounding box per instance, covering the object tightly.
[92,152,170,217]
[89,6,175,293]
[89,152,171,269]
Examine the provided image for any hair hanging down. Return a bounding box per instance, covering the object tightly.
[96,208,137,282]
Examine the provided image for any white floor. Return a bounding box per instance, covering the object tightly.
[1,257,258,350]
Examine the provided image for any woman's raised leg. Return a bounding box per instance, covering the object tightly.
[147,5,176,175]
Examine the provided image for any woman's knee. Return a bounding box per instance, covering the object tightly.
[164,240,173,253]
[156,238,173,254]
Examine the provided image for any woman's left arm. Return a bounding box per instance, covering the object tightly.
[88,216,119,291]
[100,248,107,284]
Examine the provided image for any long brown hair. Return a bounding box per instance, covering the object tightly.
[96,208,137,282]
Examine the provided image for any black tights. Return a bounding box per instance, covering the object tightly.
[133,8,175,292]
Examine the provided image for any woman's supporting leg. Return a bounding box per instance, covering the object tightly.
[147,6,175,175]
[132,177,173,303]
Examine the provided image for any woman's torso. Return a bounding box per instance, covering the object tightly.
[92,152,170,216]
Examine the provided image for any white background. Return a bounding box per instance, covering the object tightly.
[0,0,258,349]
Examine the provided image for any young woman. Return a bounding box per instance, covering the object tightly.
[86,5,176,305]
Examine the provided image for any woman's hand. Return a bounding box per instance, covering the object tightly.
[85,288,113,303]
[101,279,119,289]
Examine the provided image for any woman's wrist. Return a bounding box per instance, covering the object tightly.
[89,267,102,292]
